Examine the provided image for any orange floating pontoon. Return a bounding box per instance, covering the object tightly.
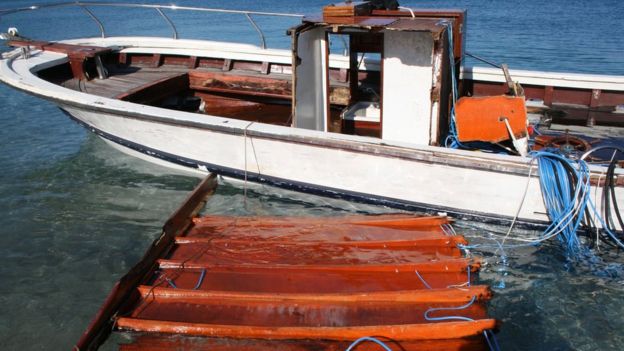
[75,174,498,351]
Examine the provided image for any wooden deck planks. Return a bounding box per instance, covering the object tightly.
[62,66,189,98]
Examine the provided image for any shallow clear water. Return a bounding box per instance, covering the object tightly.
[0,0,623,350]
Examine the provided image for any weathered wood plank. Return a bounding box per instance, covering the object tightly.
[115,73,189,104]
[73,68,191,98]
[189,70,291,99]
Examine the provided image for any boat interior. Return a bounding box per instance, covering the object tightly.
[36,42,376,133]
[30,45,399,140]
[42,53,299,126]
[15,3,465,146]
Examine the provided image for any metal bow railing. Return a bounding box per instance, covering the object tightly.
[0,1,304,49]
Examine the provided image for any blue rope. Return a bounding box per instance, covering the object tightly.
[490,330,502,351]
[442,21,467,150]
[424,296,476,322]
[166,278,177,289]
[193,269,206,290]
[345,336,393,351]
[483,330,502,351]
[415,269,432,289]
[531,151,592,255]
[502,151,624,255]
[484,330,495,350]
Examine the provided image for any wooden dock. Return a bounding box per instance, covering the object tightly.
[75,174,498,350]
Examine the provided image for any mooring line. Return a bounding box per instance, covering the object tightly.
[243,122,254,205]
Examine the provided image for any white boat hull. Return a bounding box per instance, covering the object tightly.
[60,103,552,226]
[1,37,622,228]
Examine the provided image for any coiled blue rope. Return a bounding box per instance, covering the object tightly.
[532,151,588,254]
[532,151,624,254]
[459,151,624,258]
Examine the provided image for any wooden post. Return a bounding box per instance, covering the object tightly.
[543,86,554,106]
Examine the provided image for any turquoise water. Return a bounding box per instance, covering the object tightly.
[0,0,623,350]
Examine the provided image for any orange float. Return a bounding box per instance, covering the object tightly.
[75,174,499,351]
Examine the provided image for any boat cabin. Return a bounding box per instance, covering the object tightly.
[290,2,465,145]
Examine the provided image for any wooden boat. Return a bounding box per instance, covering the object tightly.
[75,174,498,350]
[0,1,623,228]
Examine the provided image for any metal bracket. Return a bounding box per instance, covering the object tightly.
[20,46,31,59]
[94,55,108,79]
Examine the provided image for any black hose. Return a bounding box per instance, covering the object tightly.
[607,157,624,238]
[602,159,613,233]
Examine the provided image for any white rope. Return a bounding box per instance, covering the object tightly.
[398,6,415,18]
[502,161,535,246]
[243,122,254,204]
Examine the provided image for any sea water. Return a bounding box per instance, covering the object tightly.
[0,0,623,350]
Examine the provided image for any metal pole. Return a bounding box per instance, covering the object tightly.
[465,52,501,69]
[581,146,624,161]
[79,5,106,38]
[155,7,178,40]
[244,13,265,49]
